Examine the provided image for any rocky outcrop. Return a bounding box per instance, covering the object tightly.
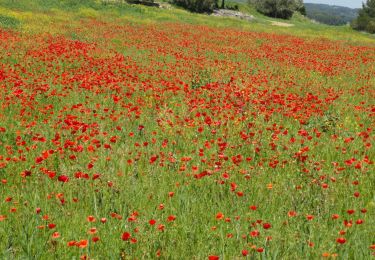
[212,9,254,21]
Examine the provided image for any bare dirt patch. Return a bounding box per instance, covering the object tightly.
[269,21,294,27]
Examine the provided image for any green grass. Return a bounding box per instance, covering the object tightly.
[0,13,19,28]
[0,1,374,259]
[0,0,374,44]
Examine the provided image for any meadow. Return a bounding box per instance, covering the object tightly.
[0,1,374,259]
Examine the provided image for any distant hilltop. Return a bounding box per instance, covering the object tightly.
[304,3,359,25]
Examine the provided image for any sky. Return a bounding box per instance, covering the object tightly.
[304,0,364,9]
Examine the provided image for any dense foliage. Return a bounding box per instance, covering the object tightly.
[249,0,304,19]
[172,0,218,13]
[351,0,375,33]
[305,3,359,26]
[125,0,157,6]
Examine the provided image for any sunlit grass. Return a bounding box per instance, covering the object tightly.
[0,1,374,259]
[1,0,374,44]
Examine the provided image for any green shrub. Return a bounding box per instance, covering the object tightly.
[78,7,100,18]
[351,0,375,34]
[249,0,304,20]
[126,0,153,3]
[366,20,375,33]
[0,14,20,29]
[172,0,218,13]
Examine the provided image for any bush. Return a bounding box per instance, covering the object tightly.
[351,0,375,34]
[226,4,239,11]
[78,7,99,18]
[125,0,158,6]
[250,0,304,20]
[172,0,218,13]
[0,14,20,29]
[296,5,306,15]
[366,20,375,33]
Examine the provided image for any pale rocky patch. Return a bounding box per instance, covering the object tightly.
[212,9,254,22]
[269,20,294,27]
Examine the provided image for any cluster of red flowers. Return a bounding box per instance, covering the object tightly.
[0,17,374,259]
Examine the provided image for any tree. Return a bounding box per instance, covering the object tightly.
[126,0,154,4]
[249,0,305,19]
[172,0,218,13]
[351,0,375,33]
[295,0,306,15]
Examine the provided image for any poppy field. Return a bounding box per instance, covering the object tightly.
[0,4,374,259]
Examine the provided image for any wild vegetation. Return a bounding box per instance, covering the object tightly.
[0,0,374,259]
[249,0,305,19]
[304,3,359,26]
[172,0,218,13]
[351,0,375,34]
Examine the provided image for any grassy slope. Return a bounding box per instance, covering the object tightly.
[0,1,374,259]
[0,0,374,45]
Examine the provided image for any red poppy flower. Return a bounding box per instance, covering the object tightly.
[87,215,96,222]
[77,240,88,248]
[250,230,260,237]
[48,223,56,229]
[347,209,355,215]
[263,223,271,229]
[157,224,165,231]
[306,215,314,221]
[58,175,69,182]
[122,232,131,241]
[67,241,76,247]
[216,212,224,220]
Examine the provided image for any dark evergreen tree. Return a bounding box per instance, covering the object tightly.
[249,0,305,20]
[125,0,156,6]
[221,0,225,9]
[172,0,218,13]
[351,0,375,33]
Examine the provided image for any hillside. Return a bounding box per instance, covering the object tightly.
[0,0,374,259]
[0,0,373,43]
[305,3,359,25]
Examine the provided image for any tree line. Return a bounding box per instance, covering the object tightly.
[170,0,305,17]
[351,0,375,34]
[125,0,374,34]
[304,3,359,26]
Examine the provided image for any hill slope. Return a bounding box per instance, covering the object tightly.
[305,3,359,25]
[0,0,374,259]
